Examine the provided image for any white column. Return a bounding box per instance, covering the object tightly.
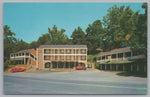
[105,65,107,70]
[123,52,125,60]
[105,56,106,62]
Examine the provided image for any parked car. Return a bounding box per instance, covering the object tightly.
[75,66,86,70]
[11,68,26,73]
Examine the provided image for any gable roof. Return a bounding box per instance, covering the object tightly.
[39,45,87,48]
[10,49,35,54]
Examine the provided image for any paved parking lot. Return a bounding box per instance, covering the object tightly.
[4,69,147,94]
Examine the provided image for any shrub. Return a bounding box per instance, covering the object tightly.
[4,60,11,70]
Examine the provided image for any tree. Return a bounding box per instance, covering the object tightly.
[4,25,17,62]
[86,20,105,54]
[16,39,30,51]
[129,3,147,56]
[48,25,70,45]
[71,26,86,45]
[103,5,139,50]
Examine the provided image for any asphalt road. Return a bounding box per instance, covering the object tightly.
[4,69,147,94]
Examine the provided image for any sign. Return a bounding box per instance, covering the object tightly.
[108,56,111,60]
[126,34,130,40]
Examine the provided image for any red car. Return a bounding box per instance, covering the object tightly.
[11,68,26,73]
[75,66,86,70]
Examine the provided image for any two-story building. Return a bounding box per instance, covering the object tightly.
[97,47,146,72]
[36,45,88,70]
[10,49,36,65]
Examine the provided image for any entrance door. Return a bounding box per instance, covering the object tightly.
[88,63,92,68]
[45,62,51,68]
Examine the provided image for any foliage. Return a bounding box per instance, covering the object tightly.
[103,5,140,50]
[87,54,98,62]
[129,3,147,56]
[71,26,86,45]
[4,25,17,62]
[48,24,70,45]
[4,59,11,70]
[86,20,105,54]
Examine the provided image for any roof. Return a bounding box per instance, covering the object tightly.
[11,49,34,54]
[97,47,131,57]
[39,45,87,48]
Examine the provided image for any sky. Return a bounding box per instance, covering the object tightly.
[4,3,145,43]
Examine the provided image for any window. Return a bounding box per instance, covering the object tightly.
[44,55,50,60]
[118,53,123,58]
[67,56,70,60]
[11,54,13,57]
[67,50,70,54]
[78,56,80,60]
[71,56,74,60]
[81,49,86,54]
[26,53,29,56]
[102,56,105,60]
[61,56,64,60]
[19,53,21,56]
[22,53,24,56]
[81,56,86,60]
[126,52,131,57]
[44,49,50,54]
[60,50,64,54]
[45,63,50,68]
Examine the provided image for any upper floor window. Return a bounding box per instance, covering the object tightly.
[81,49,86,54]
[60,50,64,54]
[26,53,29,56]
[81,56,86,60]
[67,56,70,60]
[11,54,13,57]
[44,49,50,54]
[44,55,50,60]
[67,50,71,54]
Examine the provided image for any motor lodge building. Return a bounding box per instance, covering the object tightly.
[10,45,87,71]
[10,49,36,65]
[97,47,147,72]
[36,45,87,70]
